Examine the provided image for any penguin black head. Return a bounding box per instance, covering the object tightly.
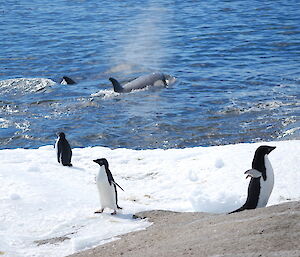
[93,158,109,168]
[58,132,66,139]
[252,145,276,180]
[255,145,276,156]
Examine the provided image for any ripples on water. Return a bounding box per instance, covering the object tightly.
[0,0,299,149]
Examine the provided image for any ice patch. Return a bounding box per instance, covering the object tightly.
[72,235,117,252]
[10,193,21,200]
[215,158,224,169]
[190,189,241,214]
[188,170,199,182]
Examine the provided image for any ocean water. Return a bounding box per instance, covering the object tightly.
[1,0,299,150]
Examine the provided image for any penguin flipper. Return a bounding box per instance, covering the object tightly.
[112,181,124,191]
[244,169,261,179]
[106,169,124,191]
[106,170,114,186]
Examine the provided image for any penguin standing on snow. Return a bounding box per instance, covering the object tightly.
[55,132,72,167]
[230,145,276,214]
[93,158,124,215]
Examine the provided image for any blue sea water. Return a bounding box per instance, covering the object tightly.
[0,0,299,150]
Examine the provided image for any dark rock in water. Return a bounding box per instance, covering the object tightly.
[60,76,76,85]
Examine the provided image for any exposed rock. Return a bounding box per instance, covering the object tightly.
[69,201,300,257]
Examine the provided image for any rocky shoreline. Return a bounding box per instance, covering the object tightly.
[68,201,300,257]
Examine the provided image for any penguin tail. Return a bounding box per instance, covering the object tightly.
[109,77,124,93]
[228,205,247,214]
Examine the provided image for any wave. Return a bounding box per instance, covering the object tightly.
[0,78,56,95]
[218,100,299,115]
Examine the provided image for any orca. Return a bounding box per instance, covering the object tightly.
[109,73,173,93]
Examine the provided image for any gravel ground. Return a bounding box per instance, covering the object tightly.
[69,201,300,257]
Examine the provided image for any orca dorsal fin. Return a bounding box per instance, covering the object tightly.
[109,77,124,93]
[61,76,76,85]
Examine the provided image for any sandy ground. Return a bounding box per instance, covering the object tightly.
[68,201,300,257]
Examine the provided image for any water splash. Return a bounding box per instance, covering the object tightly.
[110,2,171,71]
[0,78,56,95]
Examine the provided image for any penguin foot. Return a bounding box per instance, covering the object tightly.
[111,210,117,215]
[94,209,104,214]
[63,163,73,167]
[117,205,123,210]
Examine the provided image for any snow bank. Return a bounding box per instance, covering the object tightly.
[0,140,299,256]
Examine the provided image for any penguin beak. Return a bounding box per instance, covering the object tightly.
[93,160,98,163]
[268,146,276,154]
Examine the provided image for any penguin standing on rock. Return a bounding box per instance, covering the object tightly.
[229,145,276,214]
[93,158,124,215]
[55,132,72,167]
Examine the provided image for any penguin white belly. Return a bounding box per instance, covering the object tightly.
[55,138,59,152]
[96,167,117,210]
[257,155,274,208]
[55,138,61,162]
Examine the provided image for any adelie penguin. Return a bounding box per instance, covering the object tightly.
[55,132,72,167]
[229,145,276,214]
[93,158,124,215]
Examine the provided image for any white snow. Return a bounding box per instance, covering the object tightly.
[0,140,299,257]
